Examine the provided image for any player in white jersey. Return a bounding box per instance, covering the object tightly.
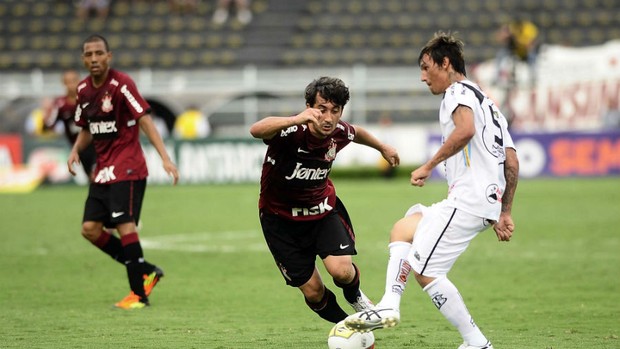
[345,32,520,349]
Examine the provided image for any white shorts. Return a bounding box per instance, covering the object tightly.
[406,200,492,278]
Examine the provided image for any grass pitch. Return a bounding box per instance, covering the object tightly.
[0,178,618,348]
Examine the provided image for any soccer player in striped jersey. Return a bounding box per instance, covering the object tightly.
[250,76,400,323]
[67,34,179,309]
[43,69,97,179]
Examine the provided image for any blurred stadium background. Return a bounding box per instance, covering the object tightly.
[1,0,619,189]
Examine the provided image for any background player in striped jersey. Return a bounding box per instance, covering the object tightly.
[345,32,520,349]
[43,69,97,180]
[67,34,179,309]
[250,76,400,323]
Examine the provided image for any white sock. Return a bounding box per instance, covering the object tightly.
[423,277,489,346]
[376,241,412,311]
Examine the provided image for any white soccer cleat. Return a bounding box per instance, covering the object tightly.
[457,341,494,349]
[348,290,374,312]
[344,307,400,332]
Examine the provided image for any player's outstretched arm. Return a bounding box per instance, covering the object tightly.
[139,114,179,185]
[249,109,322,140]
[352,125,400,167]
[494,147,519,241]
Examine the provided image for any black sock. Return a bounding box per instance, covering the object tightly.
[92,230,125,264]
[92,230,156,271]
[333,263,361,304]
[121,232,148,302]
[305,287,348,323]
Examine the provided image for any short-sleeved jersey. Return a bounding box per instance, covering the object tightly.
[439,80,515,221]
[74,69,150,184]
[48,95,80,144]
[258,119,356,221]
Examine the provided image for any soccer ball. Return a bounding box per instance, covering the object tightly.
[327,320,375,349]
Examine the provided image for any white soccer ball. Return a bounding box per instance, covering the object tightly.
[327,320,375,349]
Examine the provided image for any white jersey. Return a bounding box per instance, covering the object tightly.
[439,80,515,221]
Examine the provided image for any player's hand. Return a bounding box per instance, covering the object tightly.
[493,212,514,242]
[163,160,179,185]
[380,144,400,167]
[67,150,80,176]
[411,164,431,187]
[296,108,322,129]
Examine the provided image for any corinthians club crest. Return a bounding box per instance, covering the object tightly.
[324,138,337,161]
[101,93,113,113]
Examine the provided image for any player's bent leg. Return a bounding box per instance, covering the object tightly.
[301,269,348,323]
[422,276,491,348]
[299,268,327,303]
[390,212,422,243]
[326,258,374,312]
[323,255,355,282]
[81,221,104,243]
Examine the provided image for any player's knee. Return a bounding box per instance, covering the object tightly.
[301,284,325,303]
[325,259,354,283]
[413,271,435,288]
[81,221,101,242]
[331,267,354,285]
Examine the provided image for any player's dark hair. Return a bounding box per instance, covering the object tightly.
[304,77,350,108]
[418,31,467,76]
[82,34,110,52]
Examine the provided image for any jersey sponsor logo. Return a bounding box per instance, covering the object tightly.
[94,165,116,183]
[485,183,502,204]
[101,94,113,113]
[339,244,350,249]
[291,197,333,217]
[280,125,297,137]
[284,162,330,180]
[89,120,118,134]
[111,211,124,218]
[120,84,144,114]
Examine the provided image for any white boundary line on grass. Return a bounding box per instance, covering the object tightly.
[141,230,269,253]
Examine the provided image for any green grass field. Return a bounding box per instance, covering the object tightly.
[1,178,619,349]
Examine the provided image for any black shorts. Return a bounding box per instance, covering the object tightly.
[78,143,97,178]
[260,197,357,287]
[83,179,146,227]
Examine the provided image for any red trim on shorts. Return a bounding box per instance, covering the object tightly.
[338,213,355,242]
[120,232,140,246]
[129,180,134,217]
